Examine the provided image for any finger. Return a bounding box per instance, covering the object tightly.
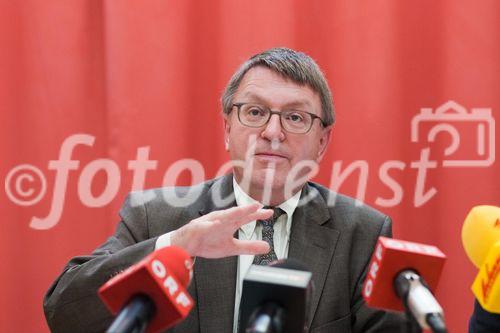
[206,203,262,222]
[232,209,273,229]
[232,239,270,256]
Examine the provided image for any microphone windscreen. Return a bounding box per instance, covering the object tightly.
[462,205,500,313]
[462,205,500,268]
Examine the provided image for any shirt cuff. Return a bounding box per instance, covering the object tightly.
[156,231,197,267]
[155,231,173,250]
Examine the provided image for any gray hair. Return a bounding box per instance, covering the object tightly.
[221,47,335,126]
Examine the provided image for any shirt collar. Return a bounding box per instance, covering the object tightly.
[232,177,302,237]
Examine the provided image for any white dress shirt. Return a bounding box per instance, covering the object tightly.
[155,178,302,333]
[231,179,301,332]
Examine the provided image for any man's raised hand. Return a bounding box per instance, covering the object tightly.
[170,203,273,258]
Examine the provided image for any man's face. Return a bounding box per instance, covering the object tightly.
[224,66,331,199]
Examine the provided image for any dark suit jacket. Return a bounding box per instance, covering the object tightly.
[469,300,500,333]
[44,174,406,332]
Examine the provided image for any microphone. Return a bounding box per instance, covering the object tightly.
[239,259,313,333]
[98,246,194,333]
[462,205,500,314]
[362,237,447,332]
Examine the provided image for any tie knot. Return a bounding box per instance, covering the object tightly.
[260,206,286,227]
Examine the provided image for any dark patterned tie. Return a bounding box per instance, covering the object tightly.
[252,207,286,266]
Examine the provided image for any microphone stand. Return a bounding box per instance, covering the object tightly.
[404,308,423,333]
[106,295,155,333]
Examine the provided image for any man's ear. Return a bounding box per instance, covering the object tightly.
[223,113,231,151]
[316,125,332,162]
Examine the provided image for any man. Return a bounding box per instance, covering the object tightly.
[44,48,405,332]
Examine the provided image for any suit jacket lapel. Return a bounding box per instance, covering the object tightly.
[194,174,238,333]
[192,177,340,331]
[288,183,340,329]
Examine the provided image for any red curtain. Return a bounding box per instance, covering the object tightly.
[1,0,498,331]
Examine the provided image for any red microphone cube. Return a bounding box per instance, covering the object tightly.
[362,237,447,312]
[98,246,194,333]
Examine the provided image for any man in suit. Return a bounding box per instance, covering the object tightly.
[44,48,406,332]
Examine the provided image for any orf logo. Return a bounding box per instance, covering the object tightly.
[151,260,192,308]
[363,243,383,298]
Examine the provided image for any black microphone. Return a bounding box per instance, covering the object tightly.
[239,259,313,333]
[106,295,155,333]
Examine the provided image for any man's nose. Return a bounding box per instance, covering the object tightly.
[261,114,285,141]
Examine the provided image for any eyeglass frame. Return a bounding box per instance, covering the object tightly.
[230,102,327,134]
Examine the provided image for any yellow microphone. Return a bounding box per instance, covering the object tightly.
[462,205,500,314]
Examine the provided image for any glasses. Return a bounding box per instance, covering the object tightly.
[231,103,326,134]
